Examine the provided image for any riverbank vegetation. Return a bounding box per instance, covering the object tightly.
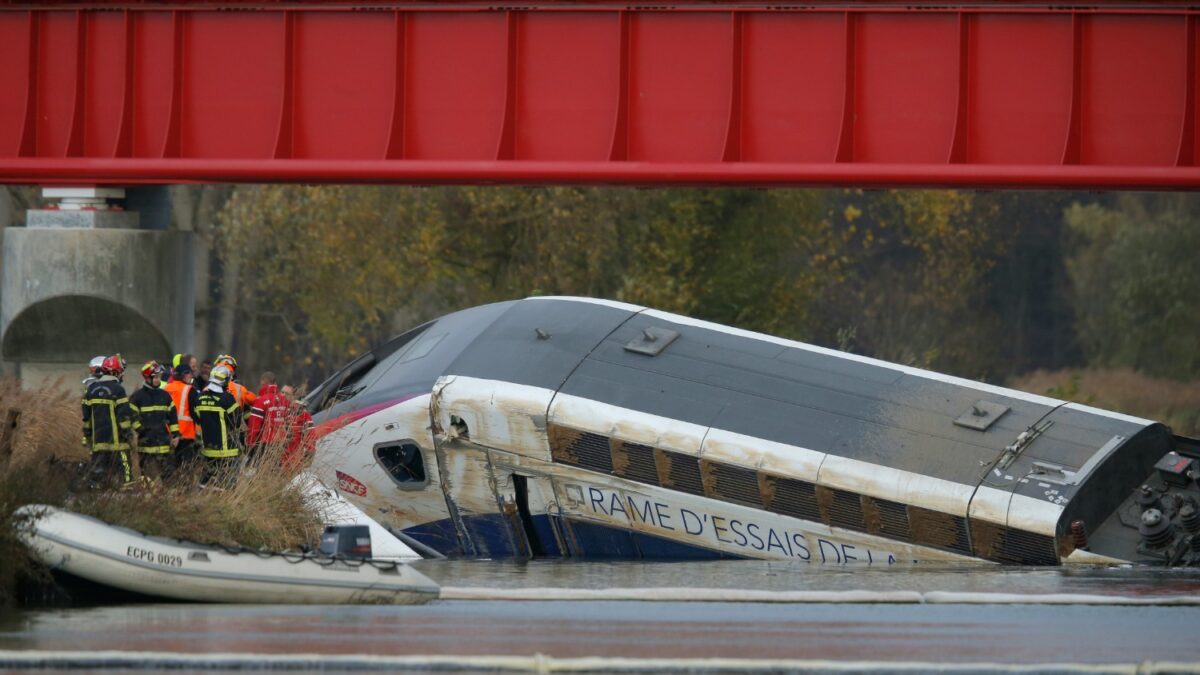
[0,379,322,607]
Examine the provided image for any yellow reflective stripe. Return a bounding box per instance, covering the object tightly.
[201,447,239,458]
[118,450,132,484]
[168,423,180,432]
[91,443,131,452]
[83,399,115,407]
[139,446,172,454]
[225,402,239,414]
[196,404,233,451]
[115,397,129,405]
[137,405,173,413]
[128,403,141,413]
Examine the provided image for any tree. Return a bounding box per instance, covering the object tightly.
[1065,194,1200,380]
[816,190,1014,380]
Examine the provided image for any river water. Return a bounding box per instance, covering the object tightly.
[3,561,1200,672]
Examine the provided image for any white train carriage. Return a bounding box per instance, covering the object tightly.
[307,297,1199,565]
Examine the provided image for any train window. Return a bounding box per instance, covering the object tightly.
[307,321,433,411]
[374,441,428,489]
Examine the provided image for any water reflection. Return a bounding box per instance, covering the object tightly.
[413,558,1200,596]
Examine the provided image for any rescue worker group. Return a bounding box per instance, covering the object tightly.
[81,353,313,488]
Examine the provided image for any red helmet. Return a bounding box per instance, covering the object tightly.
[141,360,160,381]
[101,354,126,377]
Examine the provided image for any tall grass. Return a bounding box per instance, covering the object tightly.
[1010,368,1200,437]
[0,377,323,606]
[0,380,78,605]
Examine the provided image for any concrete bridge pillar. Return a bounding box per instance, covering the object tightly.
[1,187,195,389]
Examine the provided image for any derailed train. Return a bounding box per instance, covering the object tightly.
[307,297,1200,565]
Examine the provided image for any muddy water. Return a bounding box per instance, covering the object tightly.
[2,562,1200,670]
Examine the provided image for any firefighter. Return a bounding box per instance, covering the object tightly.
[195,364,242,486]
[165,363,203,476]
[82,355,105,389]
[82,354,139,487]
[129,360,180,482]
[214,354,257,412]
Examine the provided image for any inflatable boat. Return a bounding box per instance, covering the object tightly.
[16,506,440,604]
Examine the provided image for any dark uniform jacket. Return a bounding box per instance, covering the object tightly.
[129,384,180,454]
[196,385,243,458]
[83,377,139,452]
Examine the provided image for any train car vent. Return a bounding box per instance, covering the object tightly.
[867,498,912,540]
[548,424,613,474]
[953,400,1010,431]
[909,507,972,555]
[819,487,868,532]
[612,440,659,486]
[624,327,680,356]
[655,449,705,496]
[702,461,764,508]
[763,475,821,522]
[970,519,1059,565]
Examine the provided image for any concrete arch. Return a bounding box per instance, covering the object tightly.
[1,226,194,370]
[2,294,169,363]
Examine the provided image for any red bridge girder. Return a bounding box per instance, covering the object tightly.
[0,3,1198,189]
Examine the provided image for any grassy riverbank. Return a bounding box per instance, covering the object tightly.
[0,378,323,607]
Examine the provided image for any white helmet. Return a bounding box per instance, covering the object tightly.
[209,364,232,387]
[88,355,105,375]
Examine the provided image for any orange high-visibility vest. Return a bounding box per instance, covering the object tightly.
[165,380,196,439]
[228,381,257,410]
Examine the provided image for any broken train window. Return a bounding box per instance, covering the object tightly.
[374,441,428,488]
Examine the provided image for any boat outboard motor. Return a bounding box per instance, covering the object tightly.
[318,525,372,559]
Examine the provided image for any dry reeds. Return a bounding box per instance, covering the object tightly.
[0,377,324,606]
[73,433,323,551]
[1010,368,1200,436]
[0,378,82,604]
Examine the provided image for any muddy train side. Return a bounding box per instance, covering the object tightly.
[306,297,1200,565]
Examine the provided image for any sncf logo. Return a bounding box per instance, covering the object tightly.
[335,470,368,497]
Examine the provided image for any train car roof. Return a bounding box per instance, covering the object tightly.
[443,297,1155,489]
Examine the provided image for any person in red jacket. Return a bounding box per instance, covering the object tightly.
[247,384,312,467]
[257,371,276,397]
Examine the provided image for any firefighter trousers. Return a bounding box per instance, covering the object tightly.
[88,449,132,487]
[139,453,174,482]
[174,439,199,478]
[201,455,240,488]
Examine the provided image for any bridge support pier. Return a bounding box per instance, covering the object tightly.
[1,187,195,390]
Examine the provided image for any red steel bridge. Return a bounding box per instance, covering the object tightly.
[0,1,1198,189]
